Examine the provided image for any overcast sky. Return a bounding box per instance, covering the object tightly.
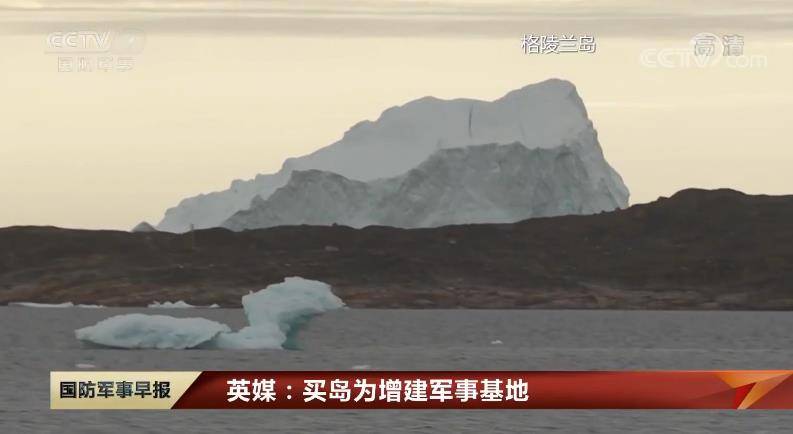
[1,1,792,229]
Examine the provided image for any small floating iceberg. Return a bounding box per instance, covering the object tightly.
[75,314,231,349]
[11,302,75,308]
[75,277,344,350]
[10,302,105,308]
[148,300,220,309]
[351,364,372,371]
[211,277,345,350]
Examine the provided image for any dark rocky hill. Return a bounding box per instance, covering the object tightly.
[2,189,792,309]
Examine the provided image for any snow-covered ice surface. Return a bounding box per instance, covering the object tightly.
[148,300,220,309]
[9,302,104,308]
[75,277,344,350]
[223,142,625,230]
[157,79,628,232]
[211,277,345,349]
[75,314,231,349]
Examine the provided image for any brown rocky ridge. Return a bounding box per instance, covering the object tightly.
[1,188,791,309]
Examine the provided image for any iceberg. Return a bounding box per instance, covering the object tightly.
[131,221,158,233]
[75,314,231,349]
[74,277,344,350]
[212,277,345,349]
[10,302,76,308]
[156,79,628,232]
[223,143,625,230]
[351,364,372,371]
[9,302,105,308]
[148,300,220,309]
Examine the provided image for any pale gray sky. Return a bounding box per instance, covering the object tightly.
[2,1,793,37]
[1,1,792,229]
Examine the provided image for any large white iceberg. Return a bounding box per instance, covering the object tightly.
[74,277,344,350]
[75,314,231,349]
[156,79,628,232]
[223,142,624,230]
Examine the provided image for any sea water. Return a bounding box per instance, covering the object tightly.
[2,307,793,432]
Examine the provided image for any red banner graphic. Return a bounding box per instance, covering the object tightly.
[170,371,793,410]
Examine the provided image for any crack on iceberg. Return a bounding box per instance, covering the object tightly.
[74,277,344,350]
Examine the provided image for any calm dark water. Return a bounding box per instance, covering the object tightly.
[2,307,793,433]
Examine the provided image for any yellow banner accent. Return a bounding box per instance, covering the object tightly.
[50,371,200,409]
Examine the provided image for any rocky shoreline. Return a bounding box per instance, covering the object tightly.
[2,189,792,309]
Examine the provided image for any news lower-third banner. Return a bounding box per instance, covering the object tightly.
[50,371,793,410]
